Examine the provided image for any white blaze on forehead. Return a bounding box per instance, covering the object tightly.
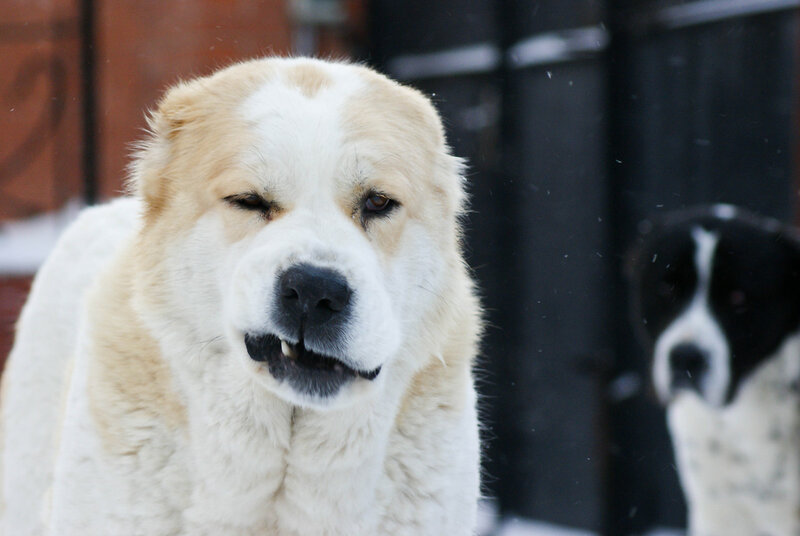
[692,226,717,284]
[653,226,731,407]
[238,62,366,200]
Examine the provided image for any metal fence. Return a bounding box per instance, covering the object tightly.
[370,1,800,533]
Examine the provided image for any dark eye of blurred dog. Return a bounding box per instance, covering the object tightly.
[729,289,746,307]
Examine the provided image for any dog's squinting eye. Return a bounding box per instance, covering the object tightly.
[223,194,274,217]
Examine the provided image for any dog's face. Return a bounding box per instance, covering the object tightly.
[129,58,467,409]
[630,205,800,407]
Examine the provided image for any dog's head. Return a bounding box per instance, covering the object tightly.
[127,58,473,409]
[629,205,800,407]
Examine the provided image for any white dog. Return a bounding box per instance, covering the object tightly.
[1,57,482,535]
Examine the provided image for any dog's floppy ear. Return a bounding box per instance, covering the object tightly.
[624,206,717,283]
[127,80,203,215]
[623,216,659,285]
[624,217,660,347]
[148,81,205,140]
[439,154,468,218]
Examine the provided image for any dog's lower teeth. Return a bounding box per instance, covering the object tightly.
[281,340,297,358]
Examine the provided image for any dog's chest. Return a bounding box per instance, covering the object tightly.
[667,354,800,535]
[183,393,390,534]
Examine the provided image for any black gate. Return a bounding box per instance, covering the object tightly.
[370,1,800,533]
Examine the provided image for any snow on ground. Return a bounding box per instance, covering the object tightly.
[495,517,595,536]
[0,200,83,275]
[496,519,682,536]
[479,499,684,536]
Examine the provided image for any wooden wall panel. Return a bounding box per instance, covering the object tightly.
[1,0,292,365]
[95,0,292,199]
[0,0,84,221]
[0,277,31,370]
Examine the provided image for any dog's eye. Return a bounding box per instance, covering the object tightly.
[729,290,747,308]
[357,191,399,228]
[224,194,273,215]
[364,193,393,213]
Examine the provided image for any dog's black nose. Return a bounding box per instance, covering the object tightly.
[279,264,351,314]
[669,343,707,390]
[275,264,352,342]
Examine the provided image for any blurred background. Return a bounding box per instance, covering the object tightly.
[1,0,799,534]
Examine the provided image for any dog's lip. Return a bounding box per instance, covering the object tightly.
[244,332,382,381]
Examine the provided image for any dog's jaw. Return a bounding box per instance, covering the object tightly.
[244,332,382,400]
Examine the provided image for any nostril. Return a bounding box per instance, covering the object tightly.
[317,290,350,313]
[282,287,299,300]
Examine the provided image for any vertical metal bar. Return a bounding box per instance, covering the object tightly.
[79,0,97,205]
[494,1,611,531]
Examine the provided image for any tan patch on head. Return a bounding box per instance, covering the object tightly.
[345,68,460,213]
[339,65,465,257]
[343,70,445,188]
[87,253,186,457]
[132,58,280,223]
[285,62,332,97]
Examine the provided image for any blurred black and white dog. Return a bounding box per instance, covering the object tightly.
[629,204,800,536]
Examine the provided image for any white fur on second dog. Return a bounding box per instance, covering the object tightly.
[1,58,482,535]
[631,206,800,536]
[668,335,800,536]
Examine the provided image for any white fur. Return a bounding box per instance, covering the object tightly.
[2,58,481,535]
[1,198,141,535]
[668,333,800,536]
[653,227,730,407]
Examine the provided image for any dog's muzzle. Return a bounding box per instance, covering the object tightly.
[244,263,381,398]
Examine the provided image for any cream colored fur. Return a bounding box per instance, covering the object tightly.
[1,57,482,535]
